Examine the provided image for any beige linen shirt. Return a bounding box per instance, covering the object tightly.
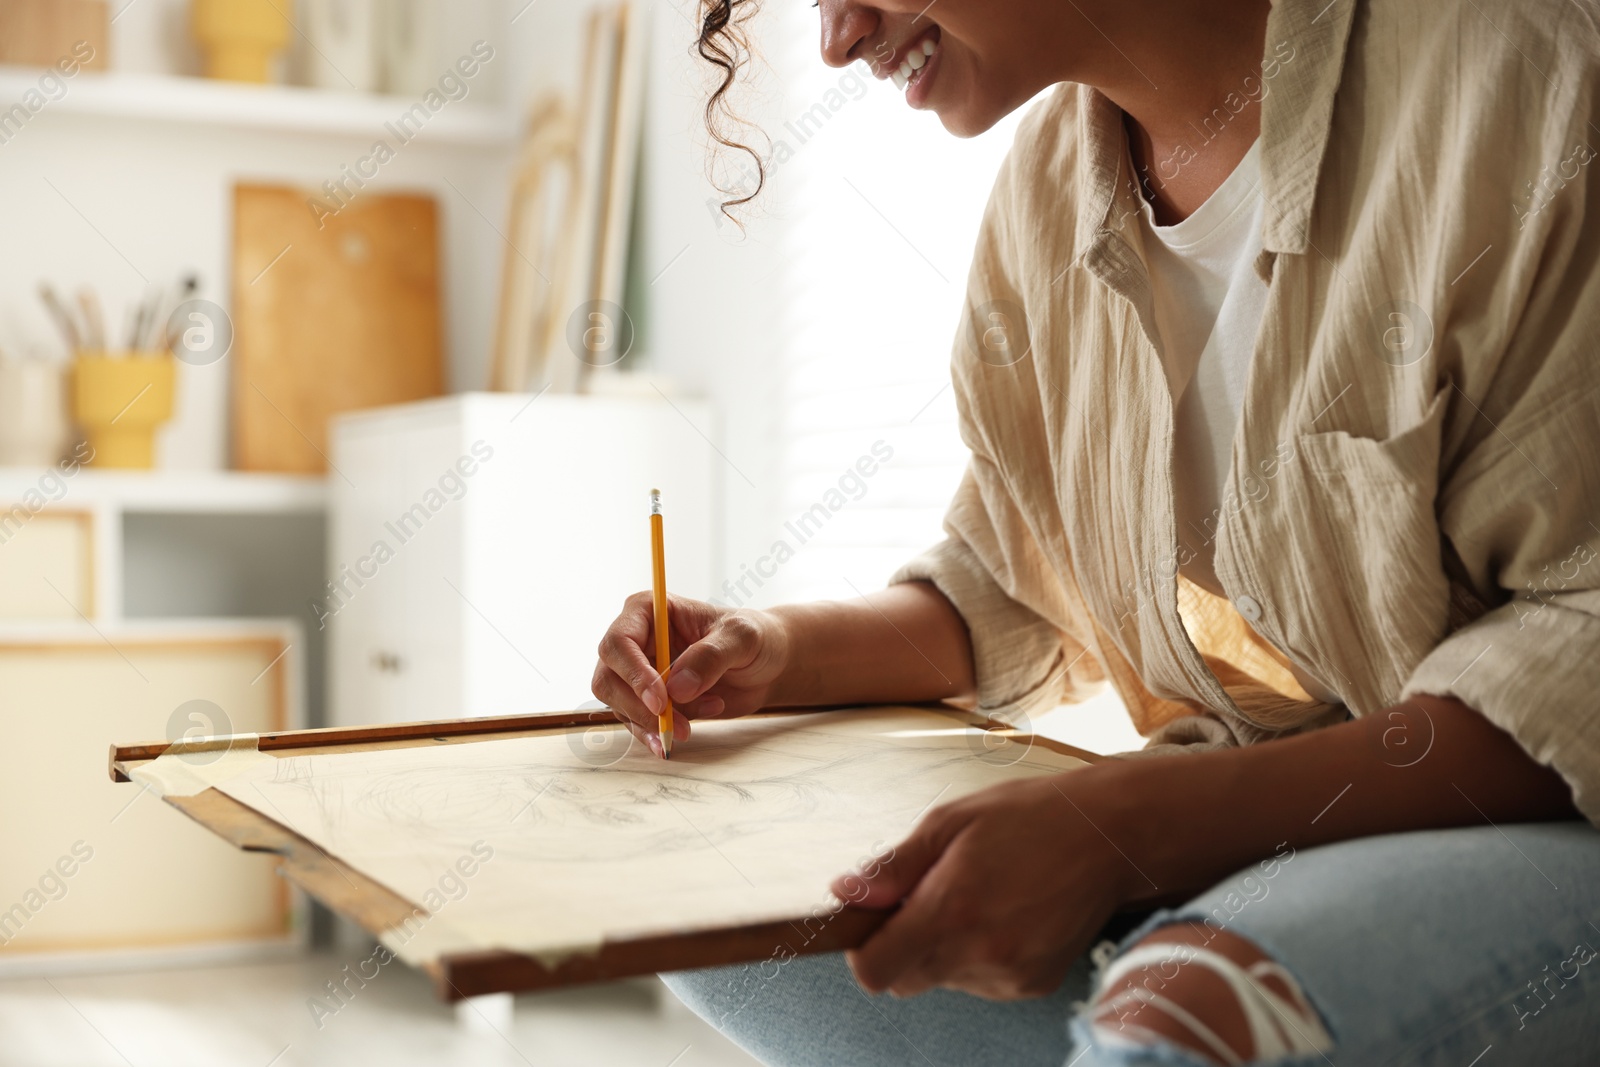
[893,0,1600,823]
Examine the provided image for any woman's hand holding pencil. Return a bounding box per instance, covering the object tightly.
[592,503,792,757]
[594,491,974,756]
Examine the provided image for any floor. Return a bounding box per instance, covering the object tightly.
[0,953,760,1067]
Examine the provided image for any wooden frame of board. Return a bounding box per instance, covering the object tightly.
[110,707,1105,1000]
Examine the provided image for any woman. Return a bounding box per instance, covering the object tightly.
[593,0,1600,1062]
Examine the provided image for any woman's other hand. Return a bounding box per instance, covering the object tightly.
[832,768,1137,1000]
[591,593,791,755]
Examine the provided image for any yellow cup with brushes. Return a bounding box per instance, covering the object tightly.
[71,351,176,469]
[42,278,201,470]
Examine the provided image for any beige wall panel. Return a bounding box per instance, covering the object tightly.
[0,511,92,620]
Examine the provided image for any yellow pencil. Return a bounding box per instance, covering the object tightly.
[649,489,673,759]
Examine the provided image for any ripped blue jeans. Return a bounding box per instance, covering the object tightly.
[661,822,1600,1066]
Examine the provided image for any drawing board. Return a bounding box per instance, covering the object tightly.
[111,706,1098,998]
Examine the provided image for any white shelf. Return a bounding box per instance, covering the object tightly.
[0,68,519,148]
[0,468,328,513]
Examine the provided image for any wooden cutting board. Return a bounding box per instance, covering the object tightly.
[231,184,444,473]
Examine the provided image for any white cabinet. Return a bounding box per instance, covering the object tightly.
[328,393,717,725]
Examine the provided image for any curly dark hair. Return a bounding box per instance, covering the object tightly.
[697,0,767,223]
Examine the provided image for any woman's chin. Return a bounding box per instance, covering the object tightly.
[933,101,1005,139]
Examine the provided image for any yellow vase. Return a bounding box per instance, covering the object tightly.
[71,353,177,470]
[192,0,292,83]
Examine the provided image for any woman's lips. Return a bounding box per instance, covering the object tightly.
[904,38,942,110]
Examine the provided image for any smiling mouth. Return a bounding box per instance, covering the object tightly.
[871,25,941,91]
[891,34,939,92]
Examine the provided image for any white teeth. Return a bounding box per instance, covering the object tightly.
[891,40,936,92]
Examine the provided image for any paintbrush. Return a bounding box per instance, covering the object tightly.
[133,286,161,353]
[38,283,80,353]
[77,288,105,352]
[125,301,145,352]
[157,274,201,352]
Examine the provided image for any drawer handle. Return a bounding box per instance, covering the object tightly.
[371,651,405,674]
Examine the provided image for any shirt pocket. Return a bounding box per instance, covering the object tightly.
[1291,390,1451,706]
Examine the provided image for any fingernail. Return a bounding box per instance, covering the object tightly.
[667,669,700,701]
[648,733,662,757]
[642,687,663,715]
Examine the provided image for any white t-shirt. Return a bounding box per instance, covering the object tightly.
[1138,140,1342,706]
[1138,139,1267,596]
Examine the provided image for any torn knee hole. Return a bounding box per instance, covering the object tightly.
[1088,923,1332,1066]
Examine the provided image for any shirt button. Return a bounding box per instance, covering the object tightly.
[1234,595,1263,623]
